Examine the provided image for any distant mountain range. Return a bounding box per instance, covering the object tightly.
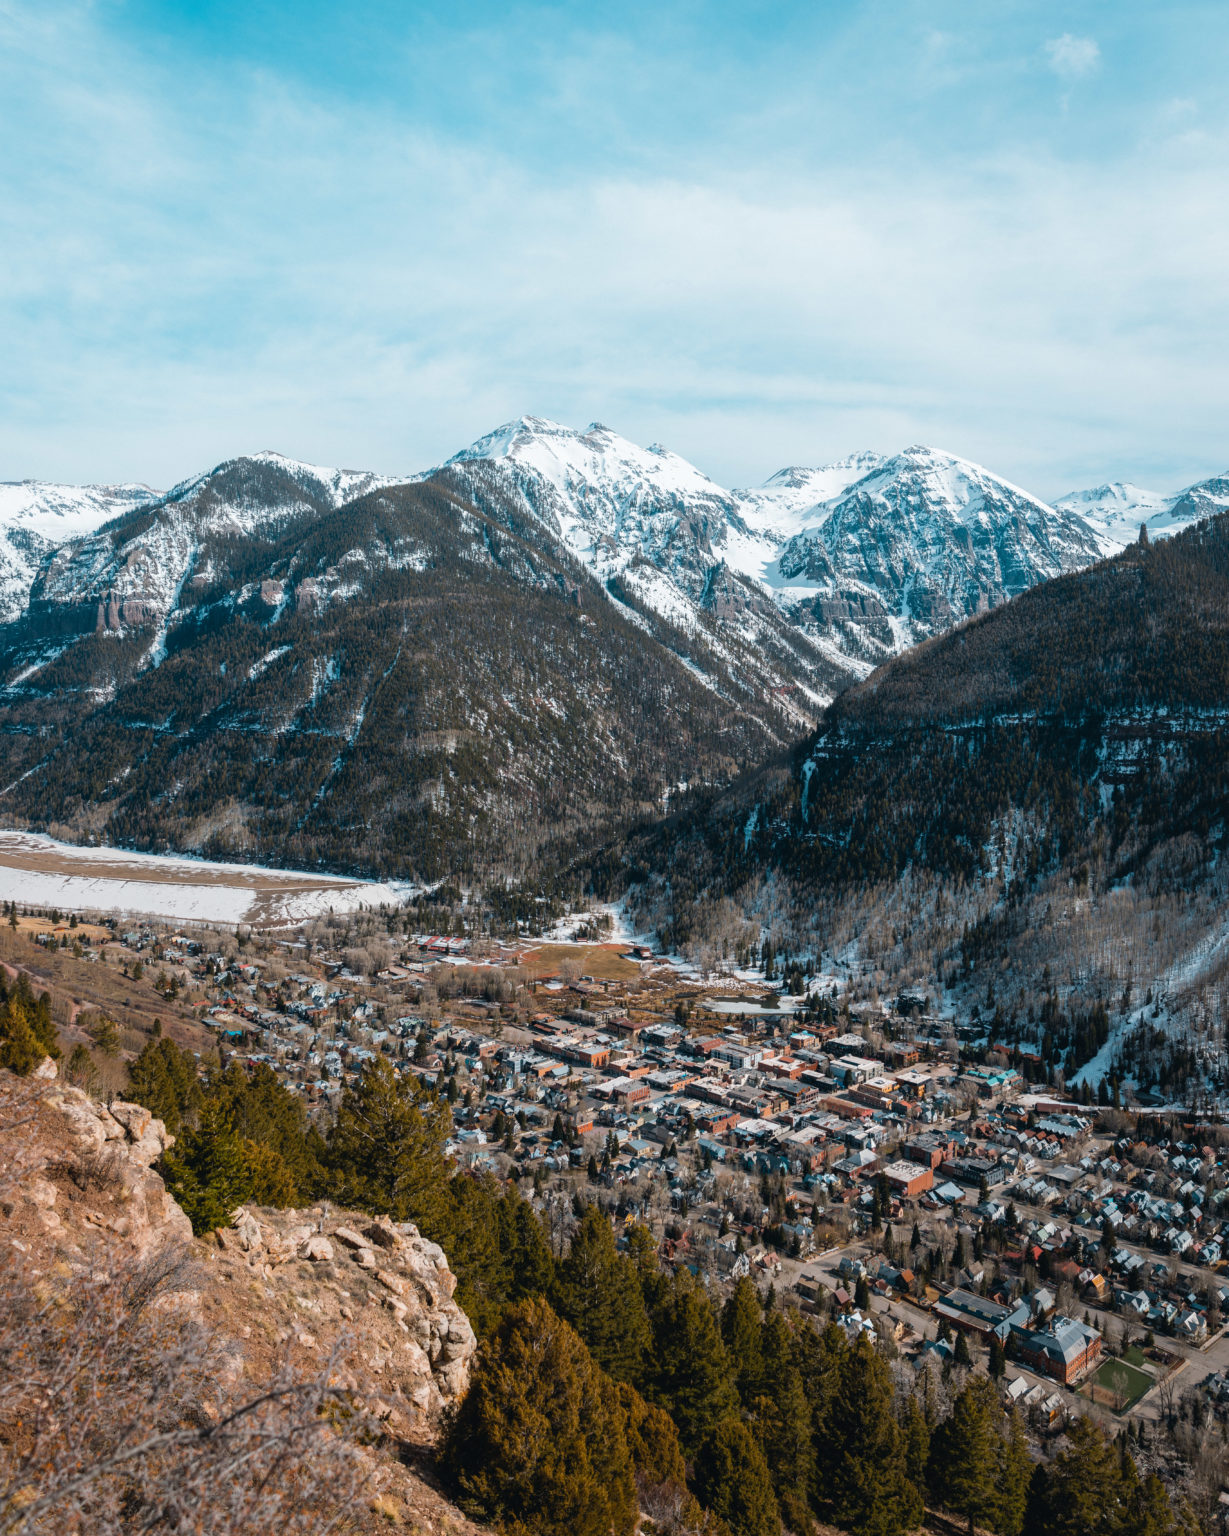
[1,420,1226,881]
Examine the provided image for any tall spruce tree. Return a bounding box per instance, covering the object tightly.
[1022,1417,1156,1536]
[441,1297,636,1536]
[692,1418,781,1536]
[160,1100,253,1235]
[554,1205,652,1387]
[901,1395,930,1491]
[823,1335,922,1536]
[650,1270,739,1454]
[722,1277,765,1405]
[928,1375,1001,1536]
[126,1035,203,1134]
[326,1056,453,1234]
[0,974,59,1076]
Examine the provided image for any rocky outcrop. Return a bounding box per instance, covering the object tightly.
[0,1066,477,1438]
[0,1070,194,1256]
[203,1203,477,1426]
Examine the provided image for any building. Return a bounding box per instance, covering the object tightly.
[1009,1316,1101,1385]
[882,1160,935,1198]
[932,1289,1029,1340]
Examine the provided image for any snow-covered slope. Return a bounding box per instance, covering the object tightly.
[1055,469,1229,552]
[15,423,1210,712]
[773,445,1105,664]
[0,480,159,621]
[734,452,887,542]
[31,452,399,645]
[432,417,852,712]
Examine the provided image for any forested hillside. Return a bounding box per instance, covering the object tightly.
[608,515,1229,1095]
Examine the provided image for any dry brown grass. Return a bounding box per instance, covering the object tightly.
[516,942,640,982]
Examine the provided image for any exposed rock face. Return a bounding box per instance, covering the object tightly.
[0,1068,476,1438]
[204,1203,477,1425]
[0,1074,194,1255]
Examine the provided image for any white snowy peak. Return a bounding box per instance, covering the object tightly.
[0,480,160,540]
[772,444,1105,649]
[735,452,888,534]
[0,481,163,624]
[32,452,402,633]
[1057,469,1229,552]
[156,451,398,528]
[446,416,724,506]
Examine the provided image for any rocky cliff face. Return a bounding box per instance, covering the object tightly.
[0,1066,476,1440]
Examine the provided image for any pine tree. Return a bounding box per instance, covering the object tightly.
[1022,1416,1136,1536]
[0,974,59,1076]
[327,1056,453,1234]
[616,1380,686,1488]
[752,1366,814,1533]
[901,1395,930,1490]
[954,1329,973,1368]
[721,1277,765,1405]
[988,1333,1007,1379]
[127,1035,203,1135]
[692,1418,781,1536]
[161,1100,253,1235]
[997,1411,1032,1536]
[823,1335,922,1536]
[441,1297,636,1536]
[650,1270,738,1454]
[554,1205,651,1387]
[928,1375,1000,1536]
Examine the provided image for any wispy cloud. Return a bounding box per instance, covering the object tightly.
[1045,33,1101,81]
[1,3,1227,501]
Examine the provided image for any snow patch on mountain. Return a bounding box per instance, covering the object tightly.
[774,444,1105,662]
[0,480,161,622]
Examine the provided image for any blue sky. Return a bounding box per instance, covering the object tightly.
[2,0,1228,497]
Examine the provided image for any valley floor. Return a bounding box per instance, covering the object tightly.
[0,828,406,926]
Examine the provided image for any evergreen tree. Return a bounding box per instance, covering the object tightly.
[327,1057,453,1233]
[988,1333,1007,1379]
[928,1375,1001,1536]
[441,1297,636,1536]
[823,1335,922,1536]
[692,1418,781,1536]
[615,1381,686,1488]
[1022,1417,1160,1536]
[0,974,59,1076]
[954,1329,973,1368]
[901,1395,930,1490]
[721,1277,765,1405]
[752,1365,814,1533]
[650,1270,739,1454]
[126,1035,203,1135]
[161,1100,253,1235]
[553,1205,652,1386]
[998,1412,1032,1536]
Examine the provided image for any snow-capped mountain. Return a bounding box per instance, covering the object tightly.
[771,445,1105,664]
[1055,469,1229,552]
[11,420,1219,722]
[433,419,1109,682]
[430,417,852,712]
[0,480,159,622]
[31,452,398,642]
